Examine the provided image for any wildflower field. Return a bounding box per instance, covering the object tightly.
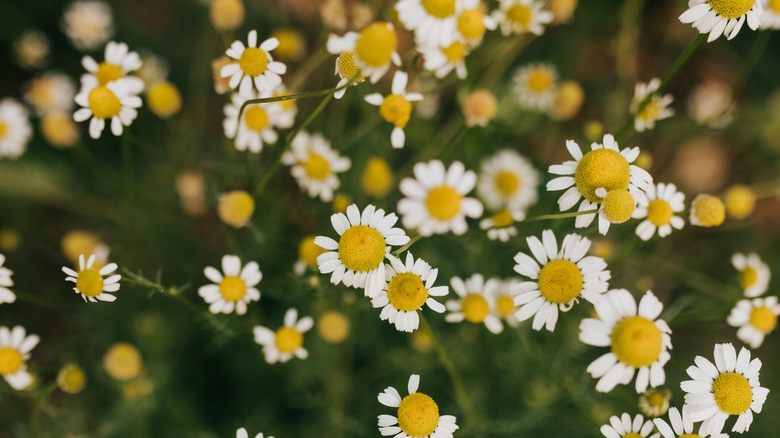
[2,0,780,436]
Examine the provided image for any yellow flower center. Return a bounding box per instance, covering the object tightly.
[422,0,456,18]
[441,41,467,63]
[317,311,350,344]
[575,149,631,204]
[647,199,673,226]
[711,372,753,415]
[623,434,643,438]
[275,327,303,353]
[88,86,121,119]
[739,267,758,289]
[95,62,124,86]
[507,4,532,27]
[362,157,394,198]
[601,190,635,224]
[644,390,668,412]
[537,259,583,304]
[238,47,268,76]
[147,81,182,118]
[527,69,554,93]
[355,22,397,68]
[299,235,325,269]
[333,194,351,213]
[770,0,780,13]
[750,306,777,333]
[611,316,663,368]
[397,392,440,437]
[491,210,515,227]
[76,268,104,297]
[679,434,701,438]
[218,191,255,228]
[303,152,331,180]
[387,272,429,312]
[0,347,23,375]
[244,106,269,132]
[219,275,246,301]
[462,293,490,323]
[495,170,520,196]
[458,9,486,39]
[691,194,725,227]
[425,185,462,220]
[638,97,662,122]
[58,364,87,394]
[337,225,386,272]
[496,294,516,317]
[336,51,366,82]
[0,121,7,138]
[707,0,755,19]
[379,94,412,128]
[103,343,143,381]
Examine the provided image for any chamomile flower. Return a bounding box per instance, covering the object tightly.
[294,235,327,276]
[493,0,553,36]
[0,254,15,304]
[479,209,525,242]
[364,71,424,149]
[513,230,611,332]
[24,72,77,115]
[419,39,470,79]
[62,1,114,51]
[0,98,32,159]
[445,273,503,334]
[727,296,780,348]
[492,278,522,327]
[639,388,672,418]
[236,428,274,438]
[477,149,540,212]
[252,307,313,364]
[395,0,459,47]
[223,89,282,153]
[580,289,672,393]
[680,343,769,435]
[632,182,686,241]
[371,253,448,333]
[456,0,498,47]
[221,30,287,96]
[654,405,728,438]
[596,187,645,235]
[331,51,367,99]
[513,63,559,112]
[397,160,484,236]
[281,131,351,202]
[80,41,144,93]
[269,84,297,128]
[73,77,142,139]
[315,204,410,298]
[631,78,675,132]
[679,0,762,42]
[377,374,459,438]
[198,255,261,316]
[731,252,770,297]
[0,326,39,390]
[600,413,660,438]
[62,254,121,302]
[546,134,653,230]
[326,22,401,84]
[760,0,780,28]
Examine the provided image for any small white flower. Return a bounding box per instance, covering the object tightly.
[600,413,660,438]
[0,98,32,159]
[512,63,559,112]
[24,72,77,115]
[253,308,313,364]
[492,0,553,36]
[198,255,261,316]
[80,41,144,93]
[62,254,121,302]
[653,405,728,438]
[491,278,522,327]
[632,182,686,241]
[221,30,287,96]
[477,149,540,212]
[377,374,459,438]
[364,71,424,149]
[74,77,142,139]
[727,295,780,348]
[223,88,283,153]
[0,325,39,390]
[631,78,674,132]
[282,131,351,202]
[0,254,15,305]
[731,252,770,297]
[446,273,504,334]
[479,209,524,242]
[62,1,114,51]
[418,39,470,79]
[679,0,763,42]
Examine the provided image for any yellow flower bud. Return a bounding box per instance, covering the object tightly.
[218,190,255,228]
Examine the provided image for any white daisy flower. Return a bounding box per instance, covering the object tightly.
[223,88,282,153]
[315,204,410,298]
[512,63,559,112]
[760,0,780,28]
[395,0,459,47]
[252,308,313,364]
[632,182,686,241]
[397,160,484,236]
[371,253,448,333]
[546,133,654,231]
[221,30,287,96]
[679,0,763,42]
[491,278,522,327]
[80,41,144,94]
[377,374,459,438]
[0,98,32,159]
[24,72,77,115]
[638,388,672,418]
[654,405,728,438]
[631,78,675,132]
[513,230,611,332]
[580,289,672,393]
[477,149,540,212]
[456,0,498,48]
[236,428,274,438]
[0,325,39,390]
[492,0,553,36]
[419,39,470,79]
[600,413,660,438]
[731,252,770,298]
[680,343,769,435]
[198,254,261,316]
[364,71,424,149]
[62,254,121,303]
[281,131,351,202]
[0,253,16,304]
[727,295,780,348]
[62,0,114,51]
[479,209,525,242]
[326,22,401,84]
[73,77,142,139]
[446,273,503,334]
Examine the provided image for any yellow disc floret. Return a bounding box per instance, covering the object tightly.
[338,225,386,272]
[425,186,462,220]
[317,311,350,344]
[422,0,456,18]
[610,316,663,367]
[0,122,6,138]
[218,190,255,228]
[57,363,87,394]
[397,392,440,436]
[724,184,756,220]
[647,199,673,226]
[601,190,635,224]
[462,293,490,323]
[76,269,104,297]
[303,152,331,180]
[575,149,631,203]
[355,22,397,68]
[739,267,758,289]
[495,171,520,196]
[458,9,487,40]
[496,294,516,317]
[95,62,123,85]
[238,47,268,76]
[622,434,643,438]
[387,272,428,311]
[491,210,515,227]
[441,41,467,63]
[770,0,780,13]
[0,347,23,375]
[275,327,303,353]
[88,86,121,119]
[750,306,777,333]
[690,194,725,227]
[219,276,246,301]
[711,372,753,415]
[537,260,583,304]
[527,69,554,93]
[336,52,366,82]
[708,0,755,19]
[147,81,182,119]
[379,94,412,128]
[299,235,326,269]
[103,343,142,381]
[244,105,269,131]
[361,157,394,198]
[507,4,532,27]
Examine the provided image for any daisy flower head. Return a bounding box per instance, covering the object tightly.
[761,0,780,28]
[80,41,144,94]
[513,230,611,332]
[689,194,725,228]
[326,22,401,84]
[446,273,503,334]
[595,186,646,235]
[395,0,459,47]
[479,208,525,242]
[638,388,672,418]
[731,252,770,297]
[198,254,261,316]
[364,71,424,149]
[0,326,39,390]
[461,89,498,127]
[493,0,553,36]
[24,72,77,116]
[579,289,672,393]
[371,253,448,333]
[513,63,559,112]
[73,77,142,139]
[654,405,728,438]
[679,0,762,42]
[727,296,780,348]
[397,160,484,236]
[62,254,121,302]
[223,89,282,153]
[0,253,15,304]
[681,343,769,435]
[632,182,686,241]
[236,428,274,438]
[281,131,351,202]
[546,134,654,231]
[62,1,114,51]
[252,307,313,364]
[477,149,540,212]
[377,374,459,438]
[221,30,286,96]
[600,413,660,438]
[331,51,367,99]
[0,98,32,159]
[631,78,675,132]
[492,278,522,327]
[456,0,498,48]
[315,204,410,298]
[419,38,470,79]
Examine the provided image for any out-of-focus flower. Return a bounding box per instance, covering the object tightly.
[294,235,326,276]
[281,131,351,202]
[673,137,729,193]
[62,1,114,51]
[198,254,261,316]
[731,252,770,297]
[62,254,121,303]
[332,193,351,213]
[493,0,553,36]
[377,374,459,438]
[13,30,49,69]
[462,89,498,127]
[679,0,762,42]
[0,326,39,390]
[223,89,283,153]
[0,99,33,160]
[457,0,498,48]
[513,63,559,112]
[24,72,77,116]
[327,22,400,84]
[395,0,459,47]
[551,80,584,120]
[479,209,524,242]
[210,0,244,31]
[0,254,16,305]
[723,184,756,220]
[320,0,373,31]
[419,40,470,79]
[361,157,394,198]
[317,310,350,344]
[217,190,255,228]
[600,413,659,438]
[221,30,286,96]
[446,273,503,334]
[728,296,779,348]
[630,78,674,132]
[689,194,725,227]
[271,28,307,62]
[146,81,182,119]
[57,363,87,394]
[638,388,671,418]
[136,53,169,87]
[236,427,274,438]
[761,0,780,28]
[61,230,109,266]
[653,406,726,438]
[549,0,578,24]
[176,171,208,216]
[687,80,735,128]
[364,72,424,149]
[253,308,313,364]
[477,149,540,212]
[103,342,142,381]
[41,112,80,148]
[212,55,233,94]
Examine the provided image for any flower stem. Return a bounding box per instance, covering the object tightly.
[29,381,57,438]
[391,234,422,256]
[518,209,599,224]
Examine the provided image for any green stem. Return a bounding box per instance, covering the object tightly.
[29,381,57,438]
[517,209,599,224]
[391,234,422,256]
